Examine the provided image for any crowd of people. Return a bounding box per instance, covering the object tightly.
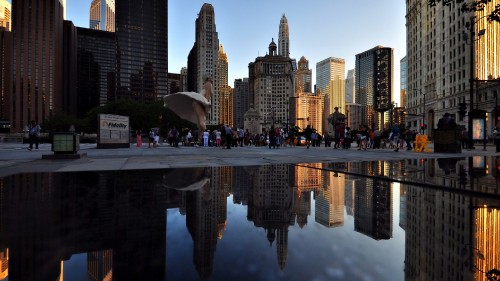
[132,124,428,152]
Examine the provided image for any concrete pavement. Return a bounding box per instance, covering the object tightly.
[0,141,497,177]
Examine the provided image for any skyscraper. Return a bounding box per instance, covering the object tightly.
[296,56,312,94]
[399,56,407,109]
[278,14,289,58]
[0,0,11,31]
[249,39,294,130]
[115,0,167,101]
[316,57,346,130]
[345,69,355,104]
[11,0,64,132]
[89,0,115,32]
[355,46,393,129]
[219,44,232,125]
[0,27,10,123]
[189,3,221,125]
[233,78,249,129]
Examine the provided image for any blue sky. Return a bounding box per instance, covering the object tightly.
[65,0,406,103]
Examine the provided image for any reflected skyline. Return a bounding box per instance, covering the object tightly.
[0,157,498,280]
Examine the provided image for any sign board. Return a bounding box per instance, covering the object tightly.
[97,114,130,149]
[472,119,485,140]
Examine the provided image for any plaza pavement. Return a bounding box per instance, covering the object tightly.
[0,141,497,177]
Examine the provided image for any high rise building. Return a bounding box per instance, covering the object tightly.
[400,56,407,108]
[76,27,117,117]
[180,67,188,92]
[405,1,500,133]
[115,0,167,101]
[293,92,322,133]
[278,14,289,58]
[316,57,346,117]
[189,3,221,125]
[11,0,64,132]
[218,44,231,126]
[0,27,11,123]
[89,0,115,32]
[233,78,249,129]
[249,39,294,130]
[345,69,355,104]
[63,20,77,117]
[296,56,312,94]
[355,46,393,129]
[0,0,11,31]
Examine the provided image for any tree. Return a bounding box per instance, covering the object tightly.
[428,0,500,23]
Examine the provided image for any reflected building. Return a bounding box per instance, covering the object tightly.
[474,205,500,280]
[247,165,294,270]
[344,177,356,217]
[0,248,7,279]
[292,164,322,228]
[87,250,113,281]
[354,162,392,240]
[315,165,345,228]
[0,171,168,280]
[115,0,167,100]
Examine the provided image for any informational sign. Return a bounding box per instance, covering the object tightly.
[97,114,130,148]
[472,119,485,140]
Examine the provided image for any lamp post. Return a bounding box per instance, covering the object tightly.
[466,17,486,149]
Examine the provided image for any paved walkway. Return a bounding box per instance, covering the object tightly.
[0,141,497,177]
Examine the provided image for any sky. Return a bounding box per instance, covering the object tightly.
[64,0,406,104]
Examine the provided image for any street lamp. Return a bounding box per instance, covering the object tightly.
[465,16,486,149]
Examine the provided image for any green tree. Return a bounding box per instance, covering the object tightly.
[428,0,500,23]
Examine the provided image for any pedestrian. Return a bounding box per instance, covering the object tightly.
[27,120,41,151]
[304,125,313,148]
[153,129,160,148]
[494,127,500,153]
[148,129,155,148]
[224,125,233,149]
[203,130,209,147]
[392,124,401,152]
[136,130,142,147]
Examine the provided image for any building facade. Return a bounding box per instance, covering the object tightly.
[405,1,500,135]
[345,69,355,104]
[248,39,294,131]
[295,56,312,94]
[0,27,10,123]
[115,0,167,101]
[278,14,290,58]
[0,0,10,31]
[233,78,249,129]
[89,0,115,32]
[218,44,231,126]
[190,3,221,125]
[11,0,64,132]
[355,46,393,129]
[76,27,116,118]
[316,57,346,127]
[293,92,322,133]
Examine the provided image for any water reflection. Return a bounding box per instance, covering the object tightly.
[0,157,497,281]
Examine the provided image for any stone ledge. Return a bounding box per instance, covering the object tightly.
[42,153,87,160]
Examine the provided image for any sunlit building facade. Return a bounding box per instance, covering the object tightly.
[0,0,10,31]
[218,45,232,126]
[295,56,312,94]
[405,0,500,133]
[89,0,115,32]
[316,57,346,116]
[249,39,294,131]
[293,92,322,133]
[345,69,355,104]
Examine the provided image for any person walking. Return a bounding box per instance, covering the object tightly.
[136,130,142,147]
[224,125,233,149]
[392,124,401,152]
[148,129,155,148]
[203,130,209,147]
[304,125,313,149]
[27,120,41,151]
[494,127,500,153]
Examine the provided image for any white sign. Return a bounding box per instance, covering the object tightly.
[98,114,130,145]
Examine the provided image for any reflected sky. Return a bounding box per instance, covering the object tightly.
[0,157,499,281]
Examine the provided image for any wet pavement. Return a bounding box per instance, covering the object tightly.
[0,141,498,177]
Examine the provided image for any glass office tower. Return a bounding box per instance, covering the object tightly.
[115,0,167,101]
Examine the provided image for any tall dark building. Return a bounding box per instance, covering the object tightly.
[355,46,393,129]
[63,20,77,117]
[233,78,249,129]
[11,0,64,132]
[76,27,116,117]
[115,0,167,101]
[0,27,11,123]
